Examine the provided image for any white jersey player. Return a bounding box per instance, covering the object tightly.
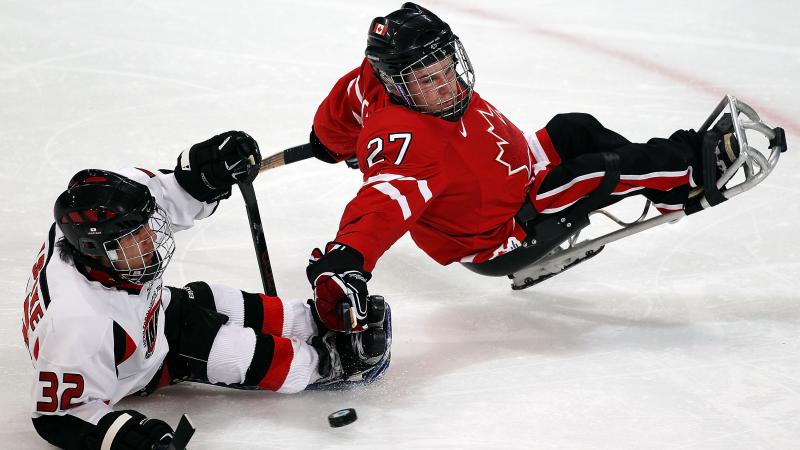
[22,131,391,449]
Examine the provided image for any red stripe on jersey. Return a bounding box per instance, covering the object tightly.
[136,167,156,178]
[258,337,293,391]
[32,254,45,279]
[535,128,561,166]
[122,331,137,364]
[33,338,40,361]
[259,294,284,336]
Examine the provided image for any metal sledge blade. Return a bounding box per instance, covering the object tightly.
[510,245,604,290]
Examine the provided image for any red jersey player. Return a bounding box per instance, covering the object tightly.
[305,3,741,332]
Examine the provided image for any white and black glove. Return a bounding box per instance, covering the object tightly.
[307,242,381,333]
[175,130,262,203]
[88,410,173,450]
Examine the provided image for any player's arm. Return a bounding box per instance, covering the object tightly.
[32,400,174,450]
[308,122,447,331]
[116,130,262,231]
[310,61,372,164]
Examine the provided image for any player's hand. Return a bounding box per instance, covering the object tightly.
[309,128,337,164]
[89,410,174,450]
[175,130,262,203]
[309,127,359,169]
[307,242,373,332]
[344,157,360,169]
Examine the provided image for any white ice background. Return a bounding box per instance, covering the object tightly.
[2,0,799,448]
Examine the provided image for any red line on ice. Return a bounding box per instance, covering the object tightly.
[434,1,800,136]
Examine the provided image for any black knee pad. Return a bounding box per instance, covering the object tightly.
[165,284,229,382]
[242,291,267,331]
[546,113,629,156]
[181,281,216,310]
[549,112,600,128]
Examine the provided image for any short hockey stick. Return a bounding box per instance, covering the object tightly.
[258,143,314,172]
[168,414,196,450]
[238,181,278,296]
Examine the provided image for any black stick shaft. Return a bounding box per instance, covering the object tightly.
[259,143,314,172]
[283,143,314,164]
[168,414,196,450]
[238,181,277,296]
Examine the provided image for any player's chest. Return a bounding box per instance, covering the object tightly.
[454,106,533,182]
[112,281,165,375]
[443,111,533,197]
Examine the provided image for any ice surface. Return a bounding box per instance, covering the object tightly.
[2,0,799,448]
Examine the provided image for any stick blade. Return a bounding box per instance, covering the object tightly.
[169,414,196,450]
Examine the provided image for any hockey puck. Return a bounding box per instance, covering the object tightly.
[328,408,357,428]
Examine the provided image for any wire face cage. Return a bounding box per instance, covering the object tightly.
[384,38,475,121]
[104,205,175,283]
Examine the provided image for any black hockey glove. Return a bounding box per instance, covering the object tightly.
[88,410,173,450]
[345,157,360,170]
[310,127,360,169]
[307,242,375,333]
[175,130,262,203]
[309,128,337,164]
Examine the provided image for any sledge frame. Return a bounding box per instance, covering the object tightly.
[509,95,787,290]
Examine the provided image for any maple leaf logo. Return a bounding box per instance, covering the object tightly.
[477,106,531,177]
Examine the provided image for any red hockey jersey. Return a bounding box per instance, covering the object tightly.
[313,59,558,271]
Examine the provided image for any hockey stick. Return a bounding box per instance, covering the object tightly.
[259,142,361,172]
[235,143,313,295]
[238,181,278,296]
[258,143,314,172]
[168,414,196,450]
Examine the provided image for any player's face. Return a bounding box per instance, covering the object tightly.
[111,224,157,271]
[404,57,461,115]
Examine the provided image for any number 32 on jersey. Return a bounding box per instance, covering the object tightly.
[366,132,412,168]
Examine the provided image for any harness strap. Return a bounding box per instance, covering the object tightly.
[517,151,621,239]
[463,152,623,277]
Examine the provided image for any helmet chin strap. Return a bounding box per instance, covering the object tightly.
[392,81,414,106]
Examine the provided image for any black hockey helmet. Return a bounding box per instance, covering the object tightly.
[54,169,175,283]
[365,2,475,121]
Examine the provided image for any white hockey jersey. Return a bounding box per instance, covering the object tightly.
[22,167,217,426]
